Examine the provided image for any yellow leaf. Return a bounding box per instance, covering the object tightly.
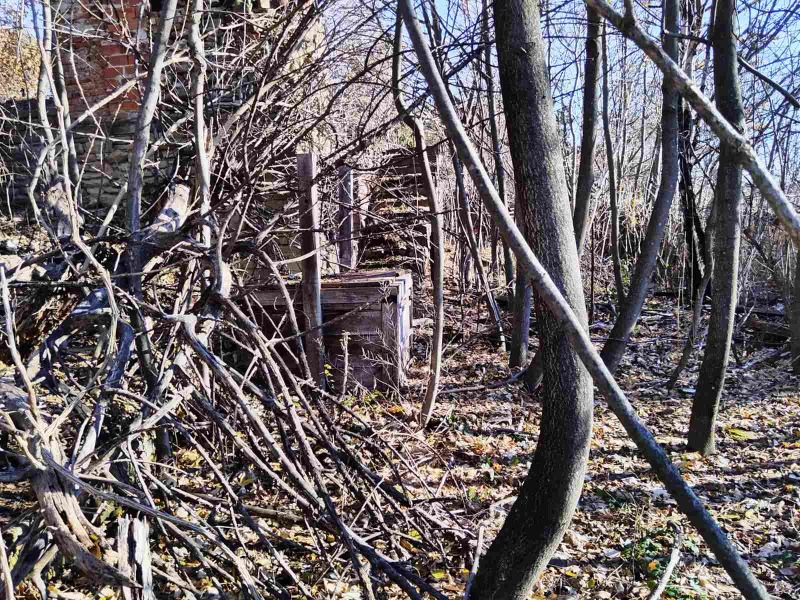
[181,560,201,567]
[565,566,580,577]
[399,538,416,552]
[726,428,758,441]
[431,570,447,579]
[648,560,659,572]
[718,512,742,521]
[178,448,202,467]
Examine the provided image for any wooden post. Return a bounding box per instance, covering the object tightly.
[298,153,325,388]
[337,166,357,271]
[354,180,369,236]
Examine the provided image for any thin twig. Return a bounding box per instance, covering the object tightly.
[463,525,484,600]
[647,526,683,600]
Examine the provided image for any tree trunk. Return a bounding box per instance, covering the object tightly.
[515,6,599,375]
[509,268,532,368]
[688,0,745,455]
[518,5,599,386]
[470,0,593,595]
[792,249,800,373]
[483,0,515,291]
[599,0,680,374]
[630,69,647,202]
[391,14,445,425]
[121,0,179,408]
[678,106,706,301]
[572,6,602,256]
[601,22,625,306]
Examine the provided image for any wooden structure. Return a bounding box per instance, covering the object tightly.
[250,153,413,390]
[255,270,413,389]
[360,149,435,281]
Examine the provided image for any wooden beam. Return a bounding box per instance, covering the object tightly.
[297,153,325,388]
[337,166,357,271]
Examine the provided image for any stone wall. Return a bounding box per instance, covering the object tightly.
[0,98,173,211]
[0,0,155,211]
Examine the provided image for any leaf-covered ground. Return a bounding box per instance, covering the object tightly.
[390,290,800,599]
[1,233,798,598]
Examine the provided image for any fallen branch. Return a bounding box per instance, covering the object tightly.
[647,526,683,600]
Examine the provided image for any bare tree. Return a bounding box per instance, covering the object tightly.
[687,0,746,454]
[392,13,445,426]
[601,21,625,307]
[469,0,593,593]
[599,0,680,373]
[482,0,514,290]
[572,6,602,256]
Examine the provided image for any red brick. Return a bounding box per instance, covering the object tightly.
[108,54,134,66]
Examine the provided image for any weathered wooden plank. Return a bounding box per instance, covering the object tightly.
[337,166,357,271]
[256,270,413,389]
[322,311,383,336]
[298,152,325,388]
[381,295,401,386]
[117,517,133,600]
[255,287,397,307]
[133,518,154,600]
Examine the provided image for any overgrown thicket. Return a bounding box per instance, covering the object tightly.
[0,0,798,597]
[0,0,472,597]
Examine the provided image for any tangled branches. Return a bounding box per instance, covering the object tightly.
[0,0,474,596]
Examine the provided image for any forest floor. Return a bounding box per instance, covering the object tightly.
[0,234,798,598]
[387,282,800,599]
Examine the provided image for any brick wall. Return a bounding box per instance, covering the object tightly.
[61,0,147,117]
[1,0,317,214]
[0,0,174,209]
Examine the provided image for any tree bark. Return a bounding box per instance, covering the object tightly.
[599,0,680,374]
[601,22,625,307]
[572,7,602,256]
[792,249,800,373]
[509,266,532,369]
[688,0,745,455]
[470,0,593,594]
